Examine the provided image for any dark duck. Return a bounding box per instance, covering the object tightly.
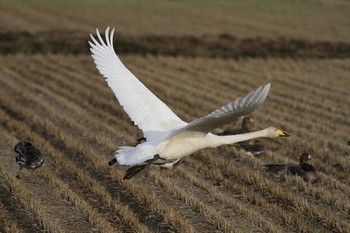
[15,141,44,178]
[218,116,267,156]
[264,152,319,183]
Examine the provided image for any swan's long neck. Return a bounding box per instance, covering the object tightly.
[209,128,270,148]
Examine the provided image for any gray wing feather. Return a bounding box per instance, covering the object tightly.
[170,83,270,135]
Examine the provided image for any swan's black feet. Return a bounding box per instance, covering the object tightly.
[108,158,118,166]
[170,159,183,176]
[123,154,160,180]
[123,164,147,180]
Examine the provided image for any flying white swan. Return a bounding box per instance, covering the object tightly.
[89,27,289,179]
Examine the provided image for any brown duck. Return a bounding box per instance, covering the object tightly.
[218,116,267,155]
[264,152,319,183]
[217,116,254,136]
[15,141,44,178]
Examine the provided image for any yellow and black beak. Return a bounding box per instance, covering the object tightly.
[276,129,289,137]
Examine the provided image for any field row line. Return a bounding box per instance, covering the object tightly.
[166,56,350,105]
[280,174,350,216]
[0,164,28,233]
[13,57,132,128]
[0,62,132,135]
[0,204,25,233]
[175,166,291,233]
[229,58,350,99]
[149,171,240,233]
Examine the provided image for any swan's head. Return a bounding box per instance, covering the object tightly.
[265,127,289,138]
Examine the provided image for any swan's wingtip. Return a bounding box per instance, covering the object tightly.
[262,83,271,93]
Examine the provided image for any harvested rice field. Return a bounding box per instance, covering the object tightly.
[0,1,349,233]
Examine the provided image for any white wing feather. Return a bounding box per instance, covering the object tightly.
[169,83,271,136]
[89,27,186,137]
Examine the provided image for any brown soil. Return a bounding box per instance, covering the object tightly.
[0,31,349,58]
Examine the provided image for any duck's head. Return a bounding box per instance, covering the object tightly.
[300,152,311,165]
[242,116,254,130]
[243,116,254,124]
[14,141,32,153]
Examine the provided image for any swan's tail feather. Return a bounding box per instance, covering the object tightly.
[116,146,156,166]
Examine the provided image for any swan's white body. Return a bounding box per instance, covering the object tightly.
[89,27,285,167]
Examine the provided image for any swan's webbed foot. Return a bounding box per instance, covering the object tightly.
[170,159,182,176]
[108,158,118,166]
[123,154,160,180]
[123,164,147,180]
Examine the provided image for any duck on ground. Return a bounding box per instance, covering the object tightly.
[14,141,44,179]
[218,116,266,156]
[217,116,254,136]
[263,152,318,183]
[89,27,289,180]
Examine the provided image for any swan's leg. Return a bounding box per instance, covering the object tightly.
[123,154,160,180]
[108,158,117,166]
[171,159,182,176]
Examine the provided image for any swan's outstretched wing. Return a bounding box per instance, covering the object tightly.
[89,27,186,137]
[169,84,270,136]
